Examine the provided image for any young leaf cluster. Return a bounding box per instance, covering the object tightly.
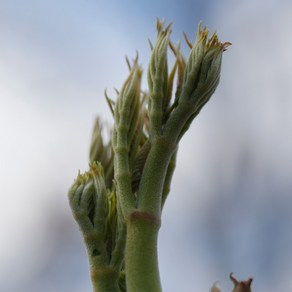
[68,19,230,292]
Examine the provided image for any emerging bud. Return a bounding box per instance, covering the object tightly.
[147,20,170,96]
[113,58,143,155]
[182,23,231,109]
[166,23,230,140]
[89,118,114,188]
[68,162,121,266]
[147,20,171,135]
[89,118,104,164]
[68,162,108,235]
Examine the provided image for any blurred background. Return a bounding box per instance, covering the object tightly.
[1,0,292,291]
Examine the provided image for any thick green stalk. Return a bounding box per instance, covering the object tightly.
[164,99,197,143]
[137,137,176,215]
[124,137,175,291]
[126,210,161,292]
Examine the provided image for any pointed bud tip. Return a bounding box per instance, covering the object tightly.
[89,161,104,177]
[223,41,232,51]
[195,22,231,53]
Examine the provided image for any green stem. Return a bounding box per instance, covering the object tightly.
[90,265,119,292]
[124,138,176,291]
[126,210,161,292]
[137,137,176,214]
[111,223,127,271]
[83,231,119,292]
[161,150,177,208]
[164,99,195,143]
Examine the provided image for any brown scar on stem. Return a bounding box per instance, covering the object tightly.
[129,210,161,226]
